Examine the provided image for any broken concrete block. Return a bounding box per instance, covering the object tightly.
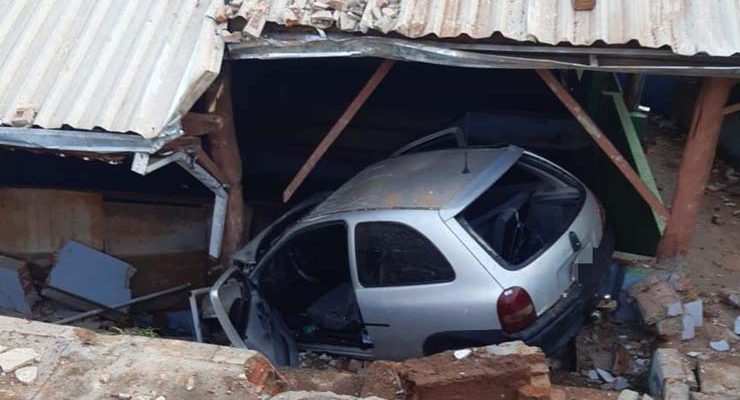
[0,348,40,372]
[0,255,38,315]
[734,316,740,335]
[9,107,35,127]
[366,342,550,400]
[46,241,136,309]
[681,314,696,341]
[453,348,471,359]
[656,316,684,337]
[630,278,683,335]
[709,340,730,352]
[618,390,640,400]
[697,361,740,397]
[664,381,690,400]
[596,368,615,383]
[244,353,287,396]
[668,301,683,317]
[683,299,703,327]
[649,348,696,396]
[720,290,740,309]
[614,376,630,391]
[15,366,38,384]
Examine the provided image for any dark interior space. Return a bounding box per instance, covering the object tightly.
[230,58,589,202]
[257,223,363,348]
[0,59,668,254]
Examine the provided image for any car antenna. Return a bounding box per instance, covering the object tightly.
[462,150,470,174]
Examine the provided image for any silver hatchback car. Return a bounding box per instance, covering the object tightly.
[205,140,614,367]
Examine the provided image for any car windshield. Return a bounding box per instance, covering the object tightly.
[458,156,584,269]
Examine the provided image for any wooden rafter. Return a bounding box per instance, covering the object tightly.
[536,69,671,221]
[282,59,395,203]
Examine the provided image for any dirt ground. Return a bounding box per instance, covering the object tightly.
[643,124,740,368]
[646,125,740,291]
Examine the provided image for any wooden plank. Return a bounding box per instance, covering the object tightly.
[657,78,736,259]
[203,63,246,262]
[723,102,740,115]
[195,146,227,185]
[182,112,225,136]
[606,91,666,233]
[283,59,395,203]
[536,69,671,221]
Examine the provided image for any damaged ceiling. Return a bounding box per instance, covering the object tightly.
[0,0,226,139]
[233,0,740,57]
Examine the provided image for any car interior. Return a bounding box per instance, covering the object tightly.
[254,223,368,349]
[460,156,585,268]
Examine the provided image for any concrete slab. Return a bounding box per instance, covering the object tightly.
[47,241,136,309]
[0,316,282,400]
[0,256,38,315]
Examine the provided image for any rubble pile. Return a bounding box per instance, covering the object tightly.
[224,0,402,40]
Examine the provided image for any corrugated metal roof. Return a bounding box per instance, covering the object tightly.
[0,0,225,139]
[237,0,740,57]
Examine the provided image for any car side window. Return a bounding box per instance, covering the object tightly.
[355,222,455,287]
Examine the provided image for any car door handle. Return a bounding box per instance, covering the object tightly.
[569,231,582,252]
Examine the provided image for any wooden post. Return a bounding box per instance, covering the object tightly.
[205,63,245,262]
[656,77,736,259]
[536,69,670,221]
[282,59,395,203]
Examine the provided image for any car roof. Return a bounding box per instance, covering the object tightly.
[306,146,524,220]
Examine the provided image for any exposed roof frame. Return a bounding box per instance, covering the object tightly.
[0,121,182,154]
[228,33,740,77]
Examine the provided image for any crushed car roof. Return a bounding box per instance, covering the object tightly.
[307,146,524,218]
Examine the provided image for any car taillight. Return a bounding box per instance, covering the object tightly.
[497,286,536,334]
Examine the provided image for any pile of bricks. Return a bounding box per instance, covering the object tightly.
[226,0,403,40]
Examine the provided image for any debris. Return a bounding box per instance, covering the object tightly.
[709,340,730,352]
[720,290,740,309]
[629,276,684,337]
[9,107,35,127]
[663,381,689,400]
[44,241,137,310]
[186,375,195,391]
[681,314,696,341]
[735,316,740,335]
[648,348,697,396]
[614,376,630,391]
[14,366,38,384]
[684,299,704,327]
[587,369,600,381]
[618,389,640,400]
[0,255,39,315]
[452,349,471,360]
[697,361,740,397]
[667,301,683,317]
[0,348,40,373]
[687,351,702,358]
[362,342,552,400]
[270,392,383,400]
[595,368,615,383]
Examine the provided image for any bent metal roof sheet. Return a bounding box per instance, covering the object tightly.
[0,0,225,139]
[236,0,740,57]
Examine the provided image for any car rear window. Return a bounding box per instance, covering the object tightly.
[355,222,455,287]
[458,156,585,269]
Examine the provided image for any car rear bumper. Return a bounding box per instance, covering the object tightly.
[509,229,616,353]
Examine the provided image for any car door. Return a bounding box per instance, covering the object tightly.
[350,218,498,360]
[209,266,299,367]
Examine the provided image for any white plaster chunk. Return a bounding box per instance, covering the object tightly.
[0,348,40,373]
